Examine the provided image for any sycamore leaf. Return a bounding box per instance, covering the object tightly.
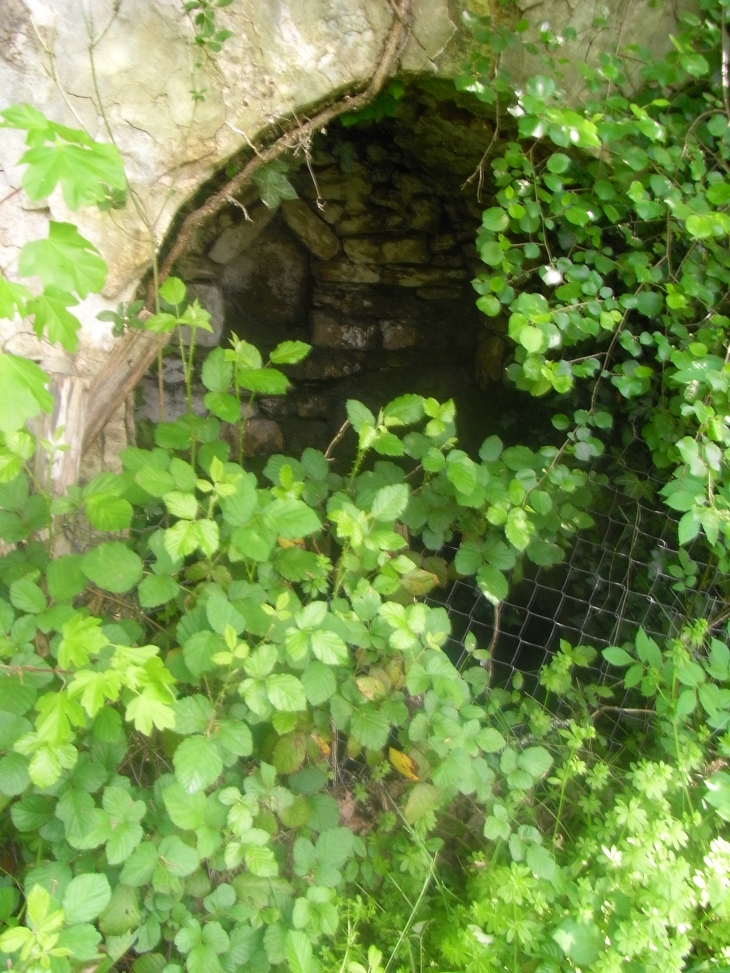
[26,287,82,352]
[19,222,107,299]
[0,278,30,320]
[0,352,53,433]
[17,139,125,210]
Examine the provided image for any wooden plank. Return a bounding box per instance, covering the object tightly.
[82,328,167,456]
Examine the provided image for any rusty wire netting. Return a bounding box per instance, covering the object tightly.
[428,457,727,701]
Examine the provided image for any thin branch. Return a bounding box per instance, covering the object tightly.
[461,100,500,202]
[722,7,730,122]
[325,420,351,460]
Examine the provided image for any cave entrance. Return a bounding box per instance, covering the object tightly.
[138,79,520,460]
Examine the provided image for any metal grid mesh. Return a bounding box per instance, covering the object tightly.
[428,459,725,700]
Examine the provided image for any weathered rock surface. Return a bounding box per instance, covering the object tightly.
[281,199,340,260]
[244,418,284,456]
[209,205,276,264]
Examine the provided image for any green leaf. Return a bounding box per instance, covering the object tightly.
[310,629,349,666]
[159,277,186,306]
[705,771,730,821]
[62,873,111,924]
[350,707,390,750]
[165,491,199,520]
[26,288,82,351]
[518,746,552,778]
[382,394,424,426]
[46,554,86,601]
[286,931,314,973]
[300,661,337,705]
[526,844,557,881]
[206,593,245,636]
[85,493,133,531]
[602,646,634,667]
[481,207,509,232]
[174,735,223,793]
[477,727,506,752]
[245,845,278,877]
[0,352,53,433]
[119,842,158,886]
[19,222,107,299]
[404,782,439,824]
[10,577,46,614]
[446,451,478,495]
[371,483,409,522]
[236,368,289,395]
[267,674,307,712]
[17,137,125,209]
[202,348,233,394]
[163,781,207,830]
[204,393,241,423]
[270,340,311,364]
[477,564,509,605]
[346,399,375,433]
[56,924,102,961]
[138,574,180,608]
[636,291,662,318]
[152,839,197,885]
[183,630,225,679]
[552,919,601,967]
[0,752,30,796]
[82,542,143,593]
[264,497,321,539]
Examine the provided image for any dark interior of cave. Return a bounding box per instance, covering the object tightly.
[138,79,535,463]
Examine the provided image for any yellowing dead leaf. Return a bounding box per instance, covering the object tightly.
[389,747,419,781]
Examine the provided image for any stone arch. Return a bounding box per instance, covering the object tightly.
[0,0,688,485]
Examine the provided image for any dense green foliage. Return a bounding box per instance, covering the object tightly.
[1,1,730,972]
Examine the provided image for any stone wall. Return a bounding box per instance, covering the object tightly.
[139,84,515,458]
[0,0,692,471]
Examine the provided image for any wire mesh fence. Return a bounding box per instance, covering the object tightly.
[428,454,727,704]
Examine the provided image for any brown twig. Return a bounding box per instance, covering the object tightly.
[461,101,500,202]
[325,419,351,460]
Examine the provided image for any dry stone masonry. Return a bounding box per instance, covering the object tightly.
[139,83,517,458]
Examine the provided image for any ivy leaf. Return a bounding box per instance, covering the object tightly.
[0,278,30,320]
[174,735,223,793]
[19,222,107,299]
